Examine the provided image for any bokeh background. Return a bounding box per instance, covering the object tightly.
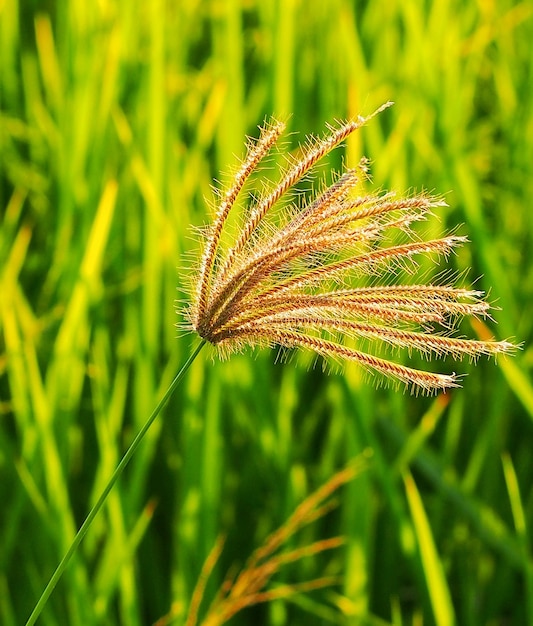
[1,1,533,624]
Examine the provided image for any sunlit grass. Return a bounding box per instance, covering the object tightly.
[1,1,532,625]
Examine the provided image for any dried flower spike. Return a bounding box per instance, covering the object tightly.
[183,104,515,392]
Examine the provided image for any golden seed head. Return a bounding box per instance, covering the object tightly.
[181,104,516,393]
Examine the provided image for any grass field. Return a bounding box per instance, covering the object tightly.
[1,1,533,624]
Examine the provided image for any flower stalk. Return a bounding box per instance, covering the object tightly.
[25,340,206,626]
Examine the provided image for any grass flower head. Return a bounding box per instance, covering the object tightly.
[183,104,514,393]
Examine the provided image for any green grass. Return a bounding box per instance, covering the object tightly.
[1,0,533,624]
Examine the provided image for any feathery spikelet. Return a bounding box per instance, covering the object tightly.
[182,103,515,393]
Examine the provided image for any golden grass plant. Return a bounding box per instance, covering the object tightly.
[153,457,370,626]
[25,104,517,625]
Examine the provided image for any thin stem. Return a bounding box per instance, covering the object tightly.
[25,339,207,626]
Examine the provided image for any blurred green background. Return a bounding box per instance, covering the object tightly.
[1,0,533,624]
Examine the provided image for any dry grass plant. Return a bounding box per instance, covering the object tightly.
[182,103,514,393]
[154,456,370,626]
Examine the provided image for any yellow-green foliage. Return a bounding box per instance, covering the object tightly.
[1,1,532,625]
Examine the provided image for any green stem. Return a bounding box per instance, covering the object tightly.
[26,339,207,626]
